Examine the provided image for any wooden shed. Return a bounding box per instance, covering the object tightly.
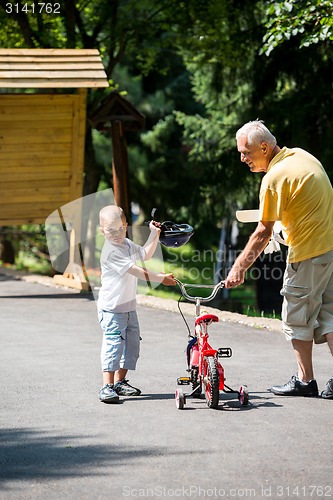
[0,48,108,226]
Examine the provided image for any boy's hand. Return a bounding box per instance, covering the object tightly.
[161,273,176,286]
[149,220,161,235]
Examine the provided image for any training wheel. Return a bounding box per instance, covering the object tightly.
[175,389,186,410]
[238,385,249,406]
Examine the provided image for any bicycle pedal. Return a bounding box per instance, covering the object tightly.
[177,377,191,385]
[218,347,233,358]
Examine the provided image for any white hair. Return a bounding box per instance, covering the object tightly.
[236,120,277,147]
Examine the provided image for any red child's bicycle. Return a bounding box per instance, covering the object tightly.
[175,278,249,410]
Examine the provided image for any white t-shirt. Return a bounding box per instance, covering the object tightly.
[98,238,146,313]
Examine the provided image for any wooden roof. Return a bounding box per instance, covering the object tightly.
[0,48,108,88]
[89,92,145,131]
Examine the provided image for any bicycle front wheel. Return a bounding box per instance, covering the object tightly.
[203,356,220,409]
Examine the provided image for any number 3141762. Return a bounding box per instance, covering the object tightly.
[5,3,61,14]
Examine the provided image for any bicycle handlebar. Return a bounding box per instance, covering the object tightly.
[175,278,224,303]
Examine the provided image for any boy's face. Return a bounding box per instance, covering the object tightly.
[100,217,128,244]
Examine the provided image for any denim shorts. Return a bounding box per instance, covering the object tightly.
[98,310,140,372]
[281,250,333,344]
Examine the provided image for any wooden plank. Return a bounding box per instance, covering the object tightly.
[0,143,71,154]
[0,159,70,169]
[0,120,72,130]
[0,94,77,104]
[0,49,108,88]
[0,63,104,70]
[0,217,45,224]
[0,170,70,182]
[1,178,69,189]
[0,201,68,214]
[53,274,90,291]
[0,131,72,145]
[0,112,72,122]
[0,80,109,88]
[3,155,72,164]
[0,56,101,63]
[0,202,73,224]
[0,49,100,56]
[0,184,70,196]
[1,126,72,137]
[0,70,108,79]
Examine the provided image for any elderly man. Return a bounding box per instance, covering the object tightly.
[225,120,333,399]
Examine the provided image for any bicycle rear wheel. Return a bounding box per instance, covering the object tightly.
[203,356,220,409]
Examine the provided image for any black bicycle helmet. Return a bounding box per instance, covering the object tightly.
[159,221,194,248]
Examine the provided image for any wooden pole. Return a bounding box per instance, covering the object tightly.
[110,120,131,221]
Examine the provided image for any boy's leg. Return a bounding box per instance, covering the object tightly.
[99,369,119,403]
[98,310,126,403]
[114,368,128,383]
[103,371,115,385]
[114,312,141,396]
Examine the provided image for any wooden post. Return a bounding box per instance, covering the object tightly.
[111,120,131,220]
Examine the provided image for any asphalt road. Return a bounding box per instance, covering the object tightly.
[0,273,332,500]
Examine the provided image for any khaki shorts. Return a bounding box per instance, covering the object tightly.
[281,250,333,344]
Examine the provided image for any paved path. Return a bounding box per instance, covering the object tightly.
[0,273,332,499]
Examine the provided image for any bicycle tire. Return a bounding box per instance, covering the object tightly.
[203,356,220,409]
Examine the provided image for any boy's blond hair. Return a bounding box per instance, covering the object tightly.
[99,205,127,226]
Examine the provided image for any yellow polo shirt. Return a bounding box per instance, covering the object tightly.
[259,147,333,262]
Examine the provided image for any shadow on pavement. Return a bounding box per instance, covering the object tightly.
[0,274,20,282]
[0,427,156,487]
[172,392,284,411]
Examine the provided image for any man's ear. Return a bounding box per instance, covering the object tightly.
[99,226,105,236]
[261,142,269,154]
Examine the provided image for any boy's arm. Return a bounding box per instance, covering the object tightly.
[127,264,176,286]
[142,221,161,260]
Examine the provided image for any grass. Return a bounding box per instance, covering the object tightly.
[0,251,53,276]
[2,243,280,319]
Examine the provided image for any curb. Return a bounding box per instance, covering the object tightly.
[0,266,282,332]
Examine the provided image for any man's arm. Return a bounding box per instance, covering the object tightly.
[224,220,275,288]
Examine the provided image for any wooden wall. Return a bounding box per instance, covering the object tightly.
[0,89,87,225]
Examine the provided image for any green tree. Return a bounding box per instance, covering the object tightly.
[261,0,333,55]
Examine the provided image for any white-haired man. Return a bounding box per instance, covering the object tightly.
[225,119,333,399]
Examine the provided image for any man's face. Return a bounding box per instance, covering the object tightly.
[237,136,270,173]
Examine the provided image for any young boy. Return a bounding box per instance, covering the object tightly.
[97,205,176,403]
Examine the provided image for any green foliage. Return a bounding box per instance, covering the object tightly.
[261,0,333,55]
[1,0,333,274]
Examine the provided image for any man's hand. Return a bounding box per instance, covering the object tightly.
[225,220,275,289]
[224,266,246,288]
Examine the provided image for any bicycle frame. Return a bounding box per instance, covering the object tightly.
[191,317,225,391]
[175,279,225,404]
[175,278,249,410]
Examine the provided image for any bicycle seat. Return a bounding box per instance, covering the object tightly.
[195,314,219,325]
